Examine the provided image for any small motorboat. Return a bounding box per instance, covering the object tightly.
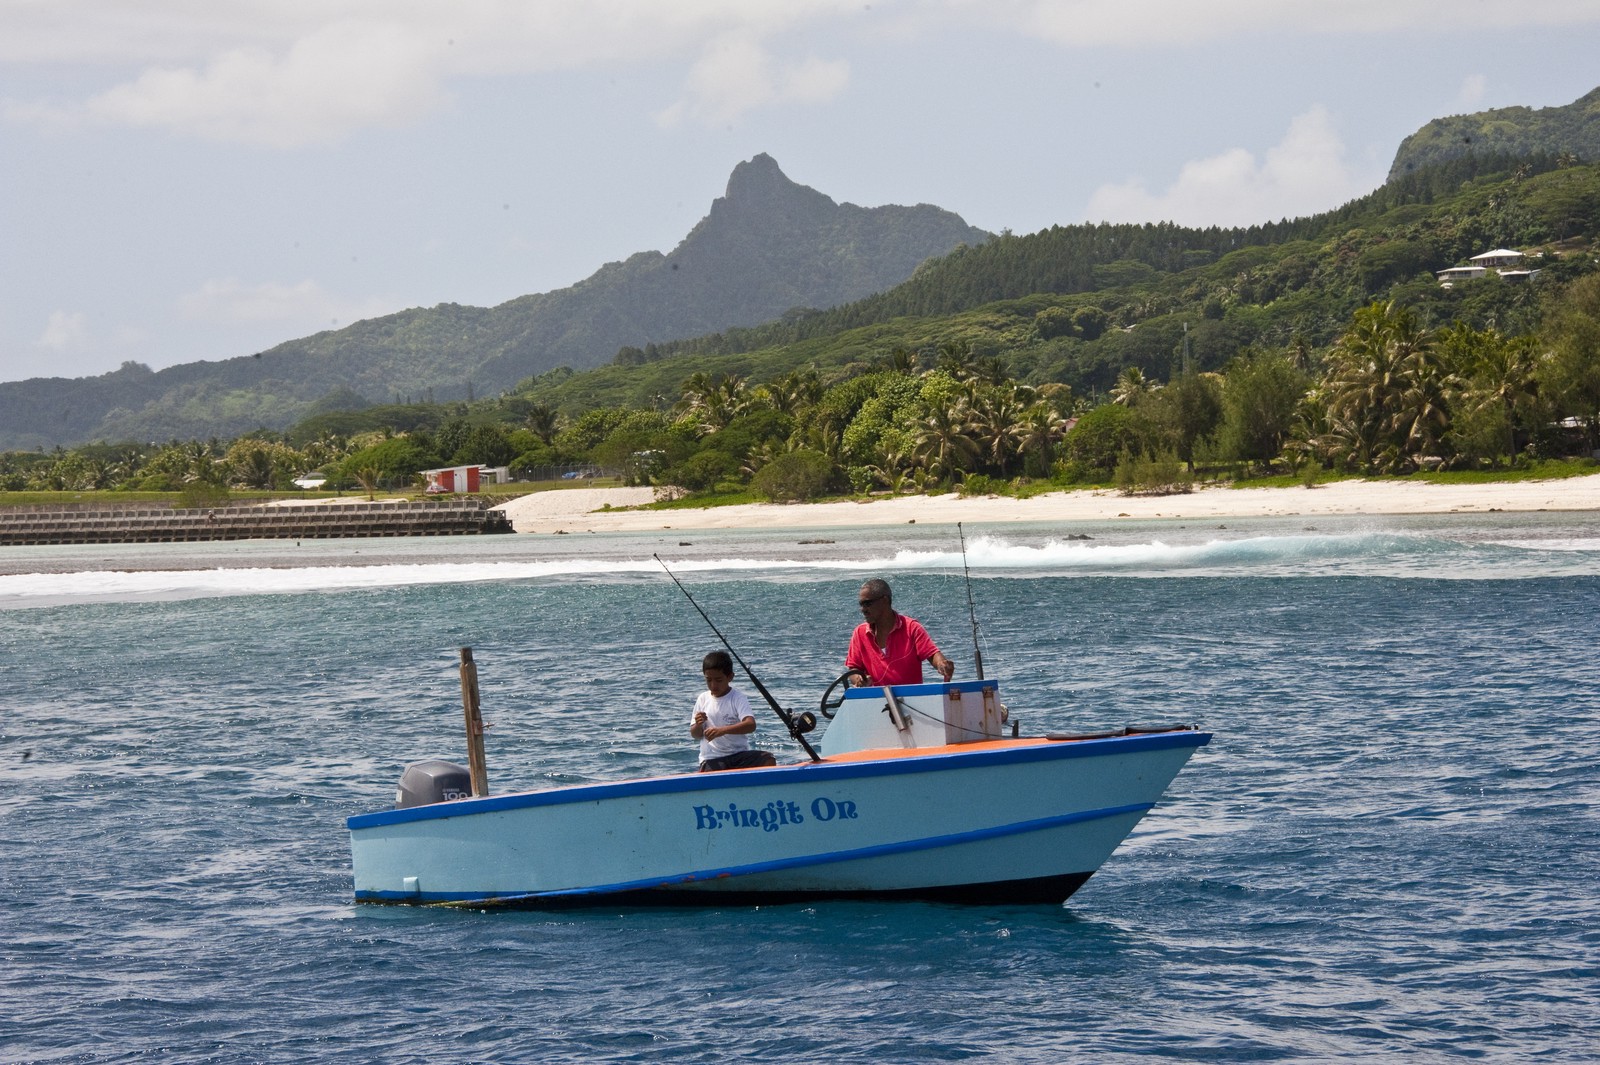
[347,655,1210,907]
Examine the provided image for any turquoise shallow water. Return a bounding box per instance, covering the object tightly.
[3,513,1598,1062]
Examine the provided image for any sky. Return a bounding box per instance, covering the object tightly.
[2,1,1598,386]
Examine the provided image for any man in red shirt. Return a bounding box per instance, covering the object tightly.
[846,578,955,687]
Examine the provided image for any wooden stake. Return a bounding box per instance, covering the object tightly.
[459,647,489,797]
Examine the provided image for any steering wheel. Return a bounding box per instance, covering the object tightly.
[820,668,871,719]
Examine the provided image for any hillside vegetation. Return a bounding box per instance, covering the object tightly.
[509,156,1600,413]
[5,155,1598,505]
[1389,86,1600,181]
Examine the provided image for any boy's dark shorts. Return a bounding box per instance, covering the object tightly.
[699,750,778,772]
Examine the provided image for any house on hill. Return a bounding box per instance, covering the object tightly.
[1437,248,1541,287]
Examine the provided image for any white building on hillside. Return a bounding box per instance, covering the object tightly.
[1438,248,1541,287]
[1470,249,1525,269]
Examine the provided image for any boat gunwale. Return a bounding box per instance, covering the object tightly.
[347,728,1210,832]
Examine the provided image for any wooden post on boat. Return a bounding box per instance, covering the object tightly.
[459,647,489,797]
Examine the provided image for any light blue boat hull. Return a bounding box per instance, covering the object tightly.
[348,729,1209,907]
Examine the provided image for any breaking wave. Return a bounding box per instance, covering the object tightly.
[4,523,1598,609]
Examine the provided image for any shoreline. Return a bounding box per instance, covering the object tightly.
[496,473,1600,534]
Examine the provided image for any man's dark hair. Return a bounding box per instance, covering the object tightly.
[859,578,892,603]
[702,650,734,676]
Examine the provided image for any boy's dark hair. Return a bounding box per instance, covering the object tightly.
[702,651,733,676]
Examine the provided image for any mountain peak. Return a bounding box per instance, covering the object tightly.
[725,152,792,195]
[0,153,989,447]
[716,154,836,218]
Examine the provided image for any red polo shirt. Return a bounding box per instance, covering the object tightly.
[846,613,941,686]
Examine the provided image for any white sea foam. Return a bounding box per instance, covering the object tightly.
[4,526,1597,609]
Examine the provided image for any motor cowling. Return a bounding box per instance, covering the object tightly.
[395,759,473,808]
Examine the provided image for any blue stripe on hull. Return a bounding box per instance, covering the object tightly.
[347,729,1209,831]
[352,801,1152,906]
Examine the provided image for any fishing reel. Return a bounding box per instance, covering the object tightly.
[791,711,818,735]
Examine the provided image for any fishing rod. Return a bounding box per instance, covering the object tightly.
[957,522,985,681]
[653,555,821,762]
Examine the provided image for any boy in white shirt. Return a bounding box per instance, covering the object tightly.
[690,651,777,772]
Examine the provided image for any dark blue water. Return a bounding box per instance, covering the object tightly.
[4,514,1598,1062]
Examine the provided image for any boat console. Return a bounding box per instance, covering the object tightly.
[821,679,1006,757]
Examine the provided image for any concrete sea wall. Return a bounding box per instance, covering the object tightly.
[0,500,513,546]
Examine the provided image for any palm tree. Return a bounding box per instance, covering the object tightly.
[182,439,223,484]
[1111,366,1157,407]
[798,421,843,462]
[935,340,976,381]
[759,369,821,415]
[524,404,561,445]
[676,371,717,418]
[1447,327,1539,462]
[884,346,919,375]
[678,372,749,432]
[1322,301,1436,471]
[866,444,917,494]
[1015,403,1068,477]
[965,390,1023,477]
[912,403,979,486]
[973,355,1009,386]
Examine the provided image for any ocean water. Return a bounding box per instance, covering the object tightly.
[2,512,1598,1063]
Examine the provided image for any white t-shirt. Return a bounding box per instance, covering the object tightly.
[692,687,754,761]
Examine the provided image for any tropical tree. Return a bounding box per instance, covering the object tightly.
[679,372,750,432]
[912,403,979,485]
[934,340,977,382]
[1538,273,1600,450]
[454,423,515,466]
[1320,301,1442,471]
[865,443,918,494]
[1216,352,1311,467]
[1144,371,1224,472]
[751,449,836,502]
[1061,403,1144,481]
[222,438,300,489]
[523,403,561,445]
[1111,366,1157,407]
[965,387,1023,477]
[762,368,823,415]
[1439,324,1539,463]
[1015,403,1069,478]
[338,436,441,488]
[881,345,920,374]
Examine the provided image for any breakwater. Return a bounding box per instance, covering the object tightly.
[0,500,513,546]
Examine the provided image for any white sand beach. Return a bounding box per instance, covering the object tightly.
[495,474,1600,534]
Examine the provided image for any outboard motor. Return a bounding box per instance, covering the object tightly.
[395,759,473,808]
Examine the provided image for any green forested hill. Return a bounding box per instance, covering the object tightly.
[511,158,1600,415]
[6,148,1600,452]
[8,158,1600,494]
[0,154,988,450]
[1389,86,1600,180]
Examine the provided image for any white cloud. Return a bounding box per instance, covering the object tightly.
[177,278,399,330]
[658,34,849,127]
[967,0,1600,48]
[1,1,860,145]
[77,20,448,148]
[7,1,1593,146]
[1084,106,1367,226]
[38,310,90,351]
